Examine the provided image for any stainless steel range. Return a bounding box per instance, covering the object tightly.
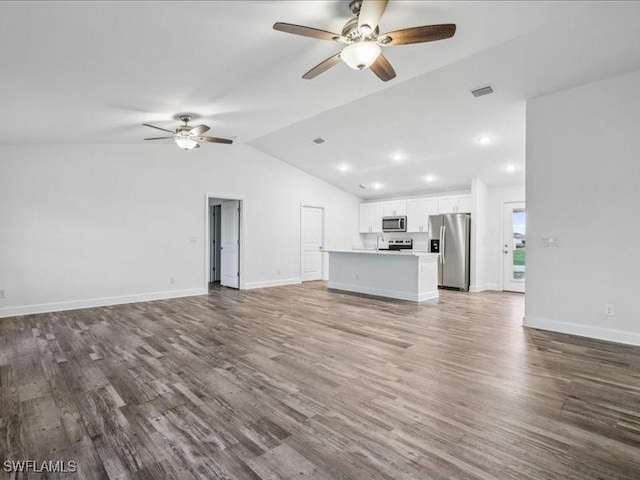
[378,239,413,251]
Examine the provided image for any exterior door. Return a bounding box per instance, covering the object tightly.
[503,202,526,293]
[301,206,324,281]
[220,200,240,288]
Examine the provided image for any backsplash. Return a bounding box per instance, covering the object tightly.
[358,232,431,251]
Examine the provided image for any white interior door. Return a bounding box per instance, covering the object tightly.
[221,200,240,288]
[503,202,526,293]
[301,206,324,282]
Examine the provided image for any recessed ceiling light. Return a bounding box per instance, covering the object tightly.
[392,153,403,162]
[372,182,383,189]
[478,136,492,145]
[337,163,351,172]
[424,174,437,182]
[505,164,516,173]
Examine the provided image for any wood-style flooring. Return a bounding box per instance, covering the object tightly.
[1,283,640,479]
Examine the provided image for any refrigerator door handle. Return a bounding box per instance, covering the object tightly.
[441,225,446,264]
[438,225,443,263]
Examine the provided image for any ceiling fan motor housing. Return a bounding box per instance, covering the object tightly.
[341,17,379,41]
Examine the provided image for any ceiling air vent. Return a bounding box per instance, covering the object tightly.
[358,184,366,189]
[312,137,325,144]
[471,85,494,98]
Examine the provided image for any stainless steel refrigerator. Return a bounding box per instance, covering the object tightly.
[428,213,471,291]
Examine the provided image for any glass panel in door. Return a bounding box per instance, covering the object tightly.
[503,202,525,293]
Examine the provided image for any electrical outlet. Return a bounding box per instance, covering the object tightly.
[169,277,176,285]
[190,236,197,243]
[0,289,5,298]
[355,273,360,280]
[605,304,615,316]
[277,269,281,276]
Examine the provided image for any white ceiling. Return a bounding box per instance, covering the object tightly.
[1,1,640,198]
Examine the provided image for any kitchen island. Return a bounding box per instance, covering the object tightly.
[327,250,439,302]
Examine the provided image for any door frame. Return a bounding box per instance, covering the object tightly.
[501,201,526,293]
[300,204,326,281]
[204,193,246,290]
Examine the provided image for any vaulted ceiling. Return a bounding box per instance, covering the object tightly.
[2,1,640,198]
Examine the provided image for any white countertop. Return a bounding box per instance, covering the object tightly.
[327,249,438,257]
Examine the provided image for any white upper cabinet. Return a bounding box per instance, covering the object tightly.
[359,202,384,233]
[382,200,407,217]
[457,194,473,213]
[362,193,471,233]
[406,198,439,233]
[438,196,458,214]
[438,194,473,214]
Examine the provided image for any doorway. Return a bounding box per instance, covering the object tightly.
[209,204,221,283]
[205,195,244,290]
[301,205,325,282]
[502,202,526,293]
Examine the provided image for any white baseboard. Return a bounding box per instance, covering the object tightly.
[244,278,302,290]
[0,288,208,319]
[524,315,640,347]
[328,282,439,303]
[470,283,502,293]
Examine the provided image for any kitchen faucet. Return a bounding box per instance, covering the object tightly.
[376,233,385,251]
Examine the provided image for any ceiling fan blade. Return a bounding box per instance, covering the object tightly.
[198,136,233,144]
[302,53,342,80]
[142,123,174,134]
[370,54,396,82]
[144,136,173,140]
[273,22,341,41]
[189,124,210,135]
[381,24,456,46]
[358,0,388,34]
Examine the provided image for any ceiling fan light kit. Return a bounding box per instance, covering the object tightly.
[273,0,456,82]
[341,42,381,70]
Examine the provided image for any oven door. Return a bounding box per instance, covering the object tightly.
[382,216,406,232]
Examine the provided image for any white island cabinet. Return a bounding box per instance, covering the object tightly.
[327,250,439,302]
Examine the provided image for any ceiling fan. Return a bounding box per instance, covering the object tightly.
[143,115,233,150]
[273,0,456,82]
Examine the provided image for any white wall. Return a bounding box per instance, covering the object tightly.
[470,178,489,292]
[525,69,640,345]
[0,144,360,317]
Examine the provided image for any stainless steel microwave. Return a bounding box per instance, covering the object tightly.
[382,216,407,232]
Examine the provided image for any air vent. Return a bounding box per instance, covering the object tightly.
[312,137,325,144]
[471,85,494,97]
[358,184,366,189]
